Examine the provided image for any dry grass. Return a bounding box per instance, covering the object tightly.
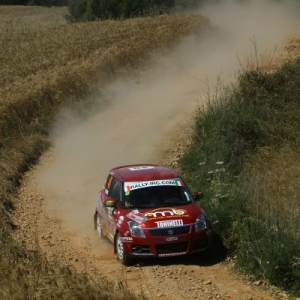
[0,216,140,300]
[0,12,209,137]
[0,6,210,299]
[0,5,69,28]
[242,145,300,239]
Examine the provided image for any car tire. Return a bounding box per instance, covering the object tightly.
[116,232,132,266]
[96,214,104,239]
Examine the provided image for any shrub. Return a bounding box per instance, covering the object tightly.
[179,56,300,296]
[68,0,208,22]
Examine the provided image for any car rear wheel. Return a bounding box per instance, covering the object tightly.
[96,214,104,238]
[116,232,132,265]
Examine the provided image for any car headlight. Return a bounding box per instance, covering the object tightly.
[195,213,207,232]
[128,221,146,238]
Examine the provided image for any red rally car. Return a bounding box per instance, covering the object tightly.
[94,164,212,265]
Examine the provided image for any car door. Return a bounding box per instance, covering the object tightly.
[105,176,122,241]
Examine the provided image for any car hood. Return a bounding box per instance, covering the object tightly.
[124,204,203,229]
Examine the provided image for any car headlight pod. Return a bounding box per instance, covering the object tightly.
[195,213,207,232]
[128,221,146,238]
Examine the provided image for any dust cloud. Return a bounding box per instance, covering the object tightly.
[33,0,300,253]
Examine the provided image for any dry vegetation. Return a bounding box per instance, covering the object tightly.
[0,5,69,28]
[0,12,209,136]
[242,144,300,237]
[0,6,210,299]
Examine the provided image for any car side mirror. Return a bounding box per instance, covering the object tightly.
[105,199,117,208]
[193,191,203,200]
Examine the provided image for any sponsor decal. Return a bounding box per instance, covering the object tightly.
[128,166,155,171]
[121,237,133,242]
[158,252,187,257]
[126,210,145,223]
[124,179,184,192]
[155,219,183,228]
[123,231,130,236]
[165,236,180,242]
[117,216,124,227]
[145,208,187,219]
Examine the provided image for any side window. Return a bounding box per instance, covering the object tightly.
[108,177,121,205]
[105,174,114,190]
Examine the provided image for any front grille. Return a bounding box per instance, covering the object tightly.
[156,242,188,254]
[149,226,190,237]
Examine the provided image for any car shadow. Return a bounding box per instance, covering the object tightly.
[133,232,228,267]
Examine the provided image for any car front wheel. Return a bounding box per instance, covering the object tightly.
[116,232,132,265]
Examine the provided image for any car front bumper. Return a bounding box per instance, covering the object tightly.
[123,227,213,258]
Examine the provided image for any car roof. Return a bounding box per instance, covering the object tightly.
[110,164,180,182]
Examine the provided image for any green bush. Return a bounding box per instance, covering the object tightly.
[179,57,300,296]
[69,0,155,21]
[68,0,87,21]
[68,0,207,22]
[236,217,300,295]
[0,0,68,4]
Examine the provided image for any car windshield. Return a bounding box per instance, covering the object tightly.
[123,179,194,209]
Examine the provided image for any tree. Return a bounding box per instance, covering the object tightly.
[85,0,100,20]
[0,0,27,4]
[68,0,177,22]
[68,0,87,21]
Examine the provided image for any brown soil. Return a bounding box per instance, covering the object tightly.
[10,11,300,300]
